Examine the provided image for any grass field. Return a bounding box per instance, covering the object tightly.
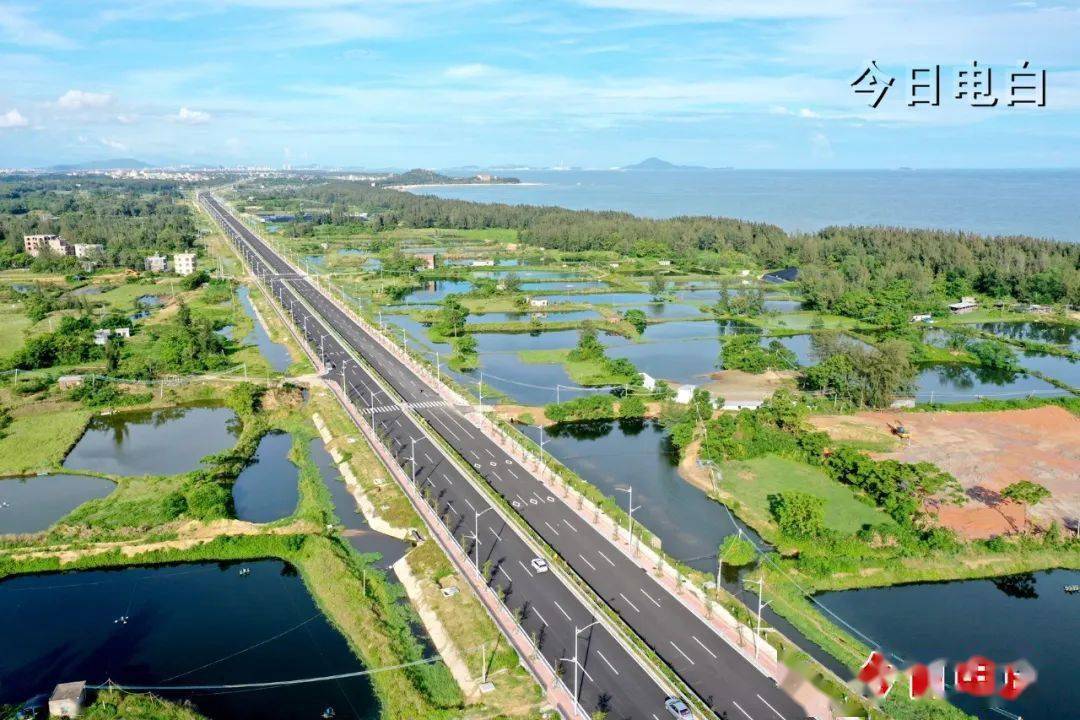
[718,455,893,535]
[0,403,92,475]
[0,305,32,356]
[745,312,864,332]
[518,347,633,385]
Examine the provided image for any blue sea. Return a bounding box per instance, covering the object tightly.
[410,169,1080,243]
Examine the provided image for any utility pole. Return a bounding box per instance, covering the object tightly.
[478,370,484,410]
[753,576,770,659]
[463,499,493,571]
[409,436,421,484]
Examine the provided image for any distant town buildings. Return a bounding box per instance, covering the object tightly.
[23,234,72,257]
[173,252,197,276]
[144,254,169,272]
[948,296,979,315]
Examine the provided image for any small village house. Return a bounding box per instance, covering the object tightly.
[639,372,657,391]
[528,297,548,308]
[948,296,978,315]
[23,234,73,257]
[144,254,169,272]
[674,384,696,404]
[173,252,197,276]
[48,680,86,717]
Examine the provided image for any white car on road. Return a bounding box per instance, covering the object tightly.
[530,557,549,573]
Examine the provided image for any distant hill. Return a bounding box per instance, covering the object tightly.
[48,158,152,171]
[380,168,520,186]
[621,157,709,171]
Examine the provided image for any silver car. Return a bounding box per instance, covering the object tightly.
[664,697,693,719]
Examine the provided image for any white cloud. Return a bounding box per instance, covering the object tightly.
[444,64,495,79]
[0,5,74,49]
[100,137,128,152]
[57,90,114,111]
[810,131,834,158]
[175,107,211,124]
[798,108,819,118]
[285,11,399,46]
[0,108,28,128]
[116,113,138,125]
[574,0,855,20]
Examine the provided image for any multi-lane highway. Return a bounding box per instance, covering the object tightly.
[201,192,809,720]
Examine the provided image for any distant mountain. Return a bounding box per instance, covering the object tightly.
[379,168,520,186]
[621,157,709,171]
[48,158,152,171]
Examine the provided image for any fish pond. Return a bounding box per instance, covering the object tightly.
[0,560,380,719]
[817,569,1080,720]
[237,285,294,373]
[64,405,240,477]
[0,474,115,534]
[232,431,300,523]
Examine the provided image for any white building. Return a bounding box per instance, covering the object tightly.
[657,260,672,266]
[145,254,169,272]
[23,234,72,257]
[49,680,86,718]
[910,313,933,323]
[674,384,697,404]
[471,259,495,267]
[639,372,657,391]
[173,252,197,276]
[528,297,549,308]
[73,243,104,258]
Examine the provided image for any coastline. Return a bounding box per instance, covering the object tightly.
[392,181,541,191]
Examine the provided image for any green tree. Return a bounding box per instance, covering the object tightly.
[623,308,647,334]
[768,492,825,538]
[648,273,668,301]
[1000,480,1050,524]
[103,336,123,373]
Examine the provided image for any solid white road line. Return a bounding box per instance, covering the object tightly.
[597,550,616,567]
[499,566,513,582]
[640,587,662,608]
[692,635,718,659]
[578,554,597,571]
[618,593,640,613]
[488,526,502,541]
[757,694,786,720]
[596,649,620,675]
[552,600,572,622]
[484,447,495,458]
[544,521,561,536]
[531,606,548,626]
[669,641,695,665]
[441,473,453,486]
[732,700,754,720]
[563,518,578,532]
[518,560,534,578]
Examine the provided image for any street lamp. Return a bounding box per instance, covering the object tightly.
[616,485,641,553]
[409,436,422,484]
[462,498,493,570]
[560,620,600,718]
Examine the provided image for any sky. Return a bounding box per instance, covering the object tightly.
[0,0,1078,169]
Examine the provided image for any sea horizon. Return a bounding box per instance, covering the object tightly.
[411,168,1080,244]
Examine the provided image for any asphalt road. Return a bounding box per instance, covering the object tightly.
[202,193,809,720]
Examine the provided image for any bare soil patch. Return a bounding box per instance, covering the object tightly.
[809,406,1080,537]
[704,369,797,406]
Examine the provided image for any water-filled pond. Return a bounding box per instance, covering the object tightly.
[627,303,707,319]
[233,432,300,523]
[543,292,657,305]
[400,280,473,304]
[473,270,581,280]
[0,474,115,534]
[643,319,757,342]
[64,405,240,476]
[309,438,410,566]
[473,328,631,354]
[912,364,1064,402]
[520,280,609,292]
[608,337,722,384]
[467,310,601,324]
[976,321,1080,352]
[237,286,293,373]
[817,569,1080,720]
[0,560,380,719]
[1019,350,1080,388]
[136,294,162,307]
